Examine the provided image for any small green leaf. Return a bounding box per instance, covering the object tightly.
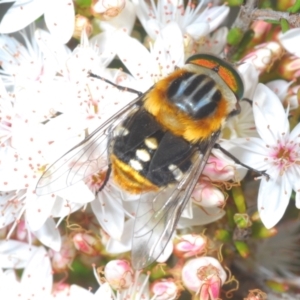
[227,0,243,6]
[227,28,243,46]
[251,221,277,238]
[231,186,246,213]
[215,229,231,242]
[75,0,92,8]
[280,18,290,33]
[234,241,250,258]
[266,280,288,292]
[287,0,300,13]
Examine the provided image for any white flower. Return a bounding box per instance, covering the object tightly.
[115,21,185,91]
[133,0,229,57]
[0,25,137,246]
[0,0,75,44]
[0,240,103,299]
[0,26,65,92]
[227,84,300,229]
[0,244,53,299]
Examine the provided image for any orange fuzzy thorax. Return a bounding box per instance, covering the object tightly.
[144,70,228,144]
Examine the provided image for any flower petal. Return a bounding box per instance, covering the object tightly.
[20,246,52,295]
[0,191,25,228]
[0,240,38,269]
[99,0,136,35]
[186,22,209,40]
[106,219,133,253]
[152,21,184,73]
[89,31,118,67]
[0,0,46,33]
[156,239,173,263]
[222,138,270,171]
[257,169,292,229]
[69,284,98,298]
[266,79,290,102]
[253,84,289,144]
[287,165,300,209]
[279,28,300,57]
[26,193,56,231]
[51,198,83,218]
[201,6,230,32]
[178,205,225,228]
[0,269,19,293]
[56,181,95,204]
[91,188,125,240]
[200,26,228,56]
[115,33,157,89]
[142,19,161,40]
[289,120,300,142]
[44,0,75,44]
[237,63,259,99]
[94,282,114,298]
[31,218,62,251]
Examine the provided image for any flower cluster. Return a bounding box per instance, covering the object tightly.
[1,0,300,299]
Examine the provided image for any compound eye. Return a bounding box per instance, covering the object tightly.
[186,54,244,100]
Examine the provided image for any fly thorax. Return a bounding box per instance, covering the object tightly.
[179,65,238,118]
[143,67,239,143]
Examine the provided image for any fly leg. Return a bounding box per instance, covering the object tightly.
[89,73,143,97]
[213,143,270,180]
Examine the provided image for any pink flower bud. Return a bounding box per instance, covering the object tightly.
[50,236,76,272]
[91,0,126,20]
[104,260,133,290]
[73,232,101,256]
[73,15,93,39]
[191,181,225,208]
[174,234,208,258]
[203,155,235,182]
[242,42,283,73]
[251,21,272,45]
[151,279,179,300]
[182,257,227,299]
[278,55,300,80]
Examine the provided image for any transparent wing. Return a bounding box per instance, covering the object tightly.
[36,98,142,196]
[131,133,220,270]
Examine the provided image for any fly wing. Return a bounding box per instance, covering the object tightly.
[131,132,221,270]
[35,97,142,195]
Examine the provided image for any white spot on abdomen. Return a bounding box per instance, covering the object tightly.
[168,164,183,181]
[144,137,158,150]
[129,159,143,171]
[136,149,151,162]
